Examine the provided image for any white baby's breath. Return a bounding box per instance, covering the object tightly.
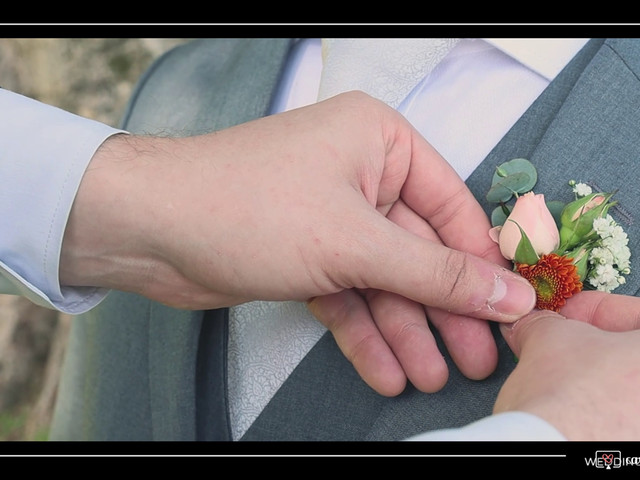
[588,263,623,292]
[593,215,615,236]
[590,246,614,266]
[571,182,593,197]
[587,214,631,292]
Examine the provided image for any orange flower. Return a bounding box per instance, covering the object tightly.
[516,253,583,312]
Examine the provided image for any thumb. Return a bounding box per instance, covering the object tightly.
[359,222,537,323]
[499,309,566,357]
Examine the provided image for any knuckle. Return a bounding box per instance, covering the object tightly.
[347,332,378,365]
[438,249,471,304]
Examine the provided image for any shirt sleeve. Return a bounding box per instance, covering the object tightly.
[405,411,567,441]
[0,88,126,314]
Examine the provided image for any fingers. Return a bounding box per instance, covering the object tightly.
[498,309,569,359]
[497,308,640,440]
[503,291,640,363]
[362,289,449,392]
[307,290,409,396]
[311,285,499,395]
[382,200,499,379]
[361,137,536,322]
[425,308,498,380]
[559,290,640,331]
[358,214,537,323]
[398,129,510,267]
[311,200,516,396]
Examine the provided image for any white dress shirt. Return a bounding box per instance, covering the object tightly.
[0,38,587,441]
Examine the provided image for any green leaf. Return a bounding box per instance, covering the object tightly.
[492,158,538,187]
[511,220,539,265]
[489,158,538,202]
[491,205,511,227]
[495,166,509,177]
[486,172,531,203]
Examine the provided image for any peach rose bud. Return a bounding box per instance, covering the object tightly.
[489,192,560,261]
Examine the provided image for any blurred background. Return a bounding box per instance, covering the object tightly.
[0,38,189,440]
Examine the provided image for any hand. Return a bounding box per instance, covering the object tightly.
[60,91,535,395]
[496,292,640,440]
[559,289,640,331]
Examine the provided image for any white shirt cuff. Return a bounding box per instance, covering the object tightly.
[0,89,125,313]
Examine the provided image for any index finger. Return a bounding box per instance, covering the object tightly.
[559,290,640,331]
[401,131,507,266]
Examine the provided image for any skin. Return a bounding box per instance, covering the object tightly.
[59,91,536,396]
[496,290,640,440]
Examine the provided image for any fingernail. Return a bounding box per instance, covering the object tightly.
[487,271,536,319]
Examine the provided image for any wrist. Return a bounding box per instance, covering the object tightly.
[59,133,163,294]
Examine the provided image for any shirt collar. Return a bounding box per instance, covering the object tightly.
[484,38,590,80]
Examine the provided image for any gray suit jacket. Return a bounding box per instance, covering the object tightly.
[51,38,640,441]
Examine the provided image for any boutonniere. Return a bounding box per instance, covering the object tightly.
[487,158,631,312]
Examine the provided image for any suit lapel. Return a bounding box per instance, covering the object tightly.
[468,38,640,297]
[244,38,640,440]
[241,331,389,441]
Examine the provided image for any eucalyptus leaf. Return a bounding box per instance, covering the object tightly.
[491,205,511,227]
[495,166,509,177]
[491,158,538,194]
[486,172,531,203]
